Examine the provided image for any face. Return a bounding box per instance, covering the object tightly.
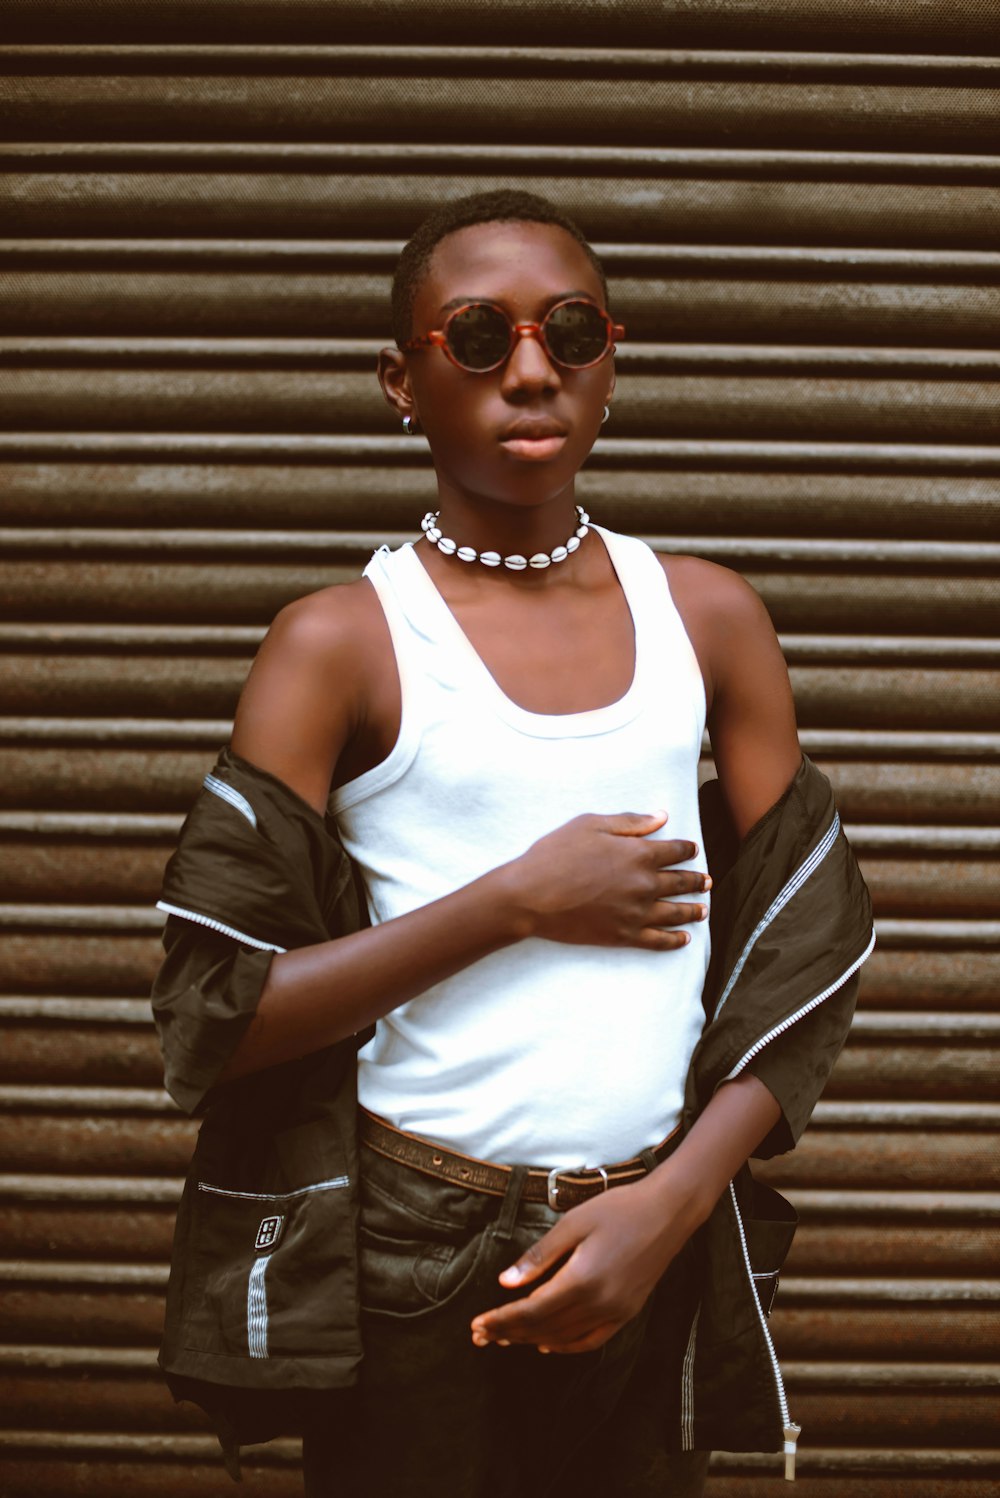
[379,220,616,512]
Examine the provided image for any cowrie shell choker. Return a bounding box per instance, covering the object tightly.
[419,506,590,571]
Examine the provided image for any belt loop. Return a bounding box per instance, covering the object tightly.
[640,1148,659,1176]
[495,1165,528,1242]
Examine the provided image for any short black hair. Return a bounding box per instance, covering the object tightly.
[390,190,609,345]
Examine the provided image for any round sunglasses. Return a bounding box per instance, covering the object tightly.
[399,298,625,373]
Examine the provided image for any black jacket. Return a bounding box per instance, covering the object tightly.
[151,748,874,1479]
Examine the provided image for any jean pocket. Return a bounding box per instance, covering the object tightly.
[360,1214,500,1321]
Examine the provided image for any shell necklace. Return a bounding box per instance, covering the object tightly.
[419,506,590,571]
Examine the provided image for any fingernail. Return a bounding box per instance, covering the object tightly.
[703,875,713,890]
[497,1339,511,1348]
[472,1333,488,1347]
[682,932,691,945]
[538,1346,551,1355]
[499,1265,524,1285]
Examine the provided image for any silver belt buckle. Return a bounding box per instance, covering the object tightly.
[547,1164,610,1212]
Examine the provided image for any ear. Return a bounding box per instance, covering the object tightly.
[377,347,418,426]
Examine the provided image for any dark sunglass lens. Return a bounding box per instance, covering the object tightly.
[446,304,511,369]
[544,302,610,367]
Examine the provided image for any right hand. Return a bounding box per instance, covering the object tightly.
[502,811,710,950]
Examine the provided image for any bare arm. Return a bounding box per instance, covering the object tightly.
[218,584,710,1083]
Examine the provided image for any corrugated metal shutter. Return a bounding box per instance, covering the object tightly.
[1,2,997,1493]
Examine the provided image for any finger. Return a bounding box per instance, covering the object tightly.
[472,1261,585,1341]
[600,809,669,838]
[495,1216,579,1290]
[541,1321,623,1356]
[645,838,699,866]
[655,869,712,897]
[635,927,693,951]
[650,898,710,927]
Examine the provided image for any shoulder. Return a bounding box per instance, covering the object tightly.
[655,552,778,706]
[659,552,772,634]
[230,578,388,813]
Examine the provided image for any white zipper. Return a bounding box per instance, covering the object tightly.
[722,929,876,1085]
[197,1175,349,1201]
[714,814,840,1022]
[683,922,875,1473]
[155,899,287,954]
[729,1180,801,1480]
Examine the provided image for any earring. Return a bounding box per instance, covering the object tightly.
[602,405,611,425]
[403,414,419,435]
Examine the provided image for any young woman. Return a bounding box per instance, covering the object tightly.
[152,191,874,1497]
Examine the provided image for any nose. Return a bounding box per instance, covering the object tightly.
[499,324,562,396]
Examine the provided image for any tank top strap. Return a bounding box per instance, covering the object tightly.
[591,525,704,716]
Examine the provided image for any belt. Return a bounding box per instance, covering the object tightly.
[359,1107,681,1213]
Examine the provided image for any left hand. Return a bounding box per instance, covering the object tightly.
[470,1168,707,1355]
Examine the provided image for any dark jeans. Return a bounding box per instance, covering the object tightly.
[302,1137,710,1498]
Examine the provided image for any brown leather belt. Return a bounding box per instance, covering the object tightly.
[359,1107,681,1213]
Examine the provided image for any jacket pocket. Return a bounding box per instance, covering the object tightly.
[743,1178,798,1318]
[179,1119,359,1361]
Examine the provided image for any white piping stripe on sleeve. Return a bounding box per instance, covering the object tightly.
[713,813,840,1021]
[247,1255,270,1359]
[204,773,258,829]
[155,900,287,953]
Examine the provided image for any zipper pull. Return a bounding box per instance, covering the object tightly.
[783,1422,801,1481]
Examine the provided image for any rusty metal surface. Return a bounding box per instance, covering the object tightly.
[2,9,999,1497]
[4,0,1000,52]
[5,165,1000,248]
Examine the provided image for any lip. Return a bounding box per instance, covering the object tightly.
[498,419,569,462]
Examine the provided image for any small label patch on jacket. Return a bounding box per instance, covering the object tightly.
[255,1214,285,1252]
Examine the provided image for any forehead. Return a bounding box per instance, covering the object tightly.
[417,220,603,318]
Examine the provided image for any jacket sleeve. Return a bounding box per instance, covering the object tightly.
[149,747,363,1116]
[151,920,277,1116]
[747,967,860,1158]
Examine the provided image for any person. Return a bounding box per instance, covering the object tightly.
[150,190,875,1497]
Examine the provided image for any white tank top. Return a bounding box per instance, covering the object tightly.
[330,525,710,1167]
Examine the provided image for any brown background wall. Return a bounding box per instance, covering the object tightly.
[0,2,998,1494]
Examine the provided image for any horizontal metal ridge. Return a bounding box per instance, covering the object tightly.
[0,1260,168,1287]
[6,337,1000,376]
[3,44,997,73]
[0,1173,182,1202]
[777,1278,1000,1303]
[4,142,1000,178]
[4,810,998,855]
[0,997,152,1023]
[0,904,165,931]
[0,1432,996,1475]
[2,1342,996,1387]
[812,1103,1000,1130]
[1,719,997,758]
[4,239,1000,275]
[0,717,232,743]
[849,1013,1000,1039]
[785,1190,1000,1220]
[872,920,1000,947]
[787,1361,1000,1388]
[1,624,998,664]
[4,527,996,566]
[0,1431,304,1461]
[4,433,1000,470]
[0,1085,176,1112]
